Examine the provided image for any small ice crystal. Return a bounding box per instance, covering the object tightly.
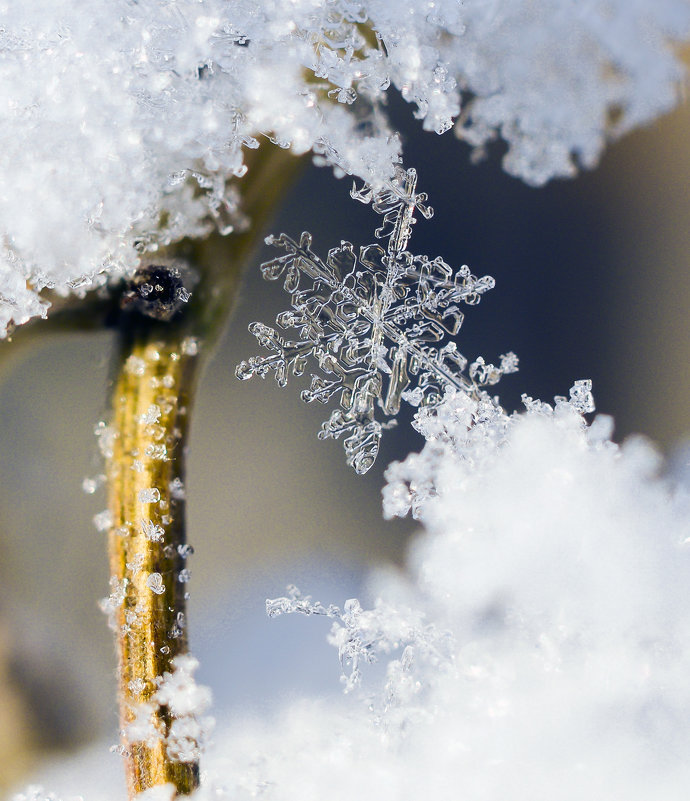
[266,585,340,619]
[126,553,145,575]
[124,356,146,376]
[94,422,117,459]
[145,444,168,460]
[139,487,161,504]
[146,572,165,595]
[156,655,211,718]
[181,337,199,356]
[128,678,146,696]
[166,717,207,763]
[169,477,186,500]
[141,519,165,542]
[568,379,595,414]
[99,576,128,628]
[177,544,194,558]
[146,424,166,442]
[93,509,113,533]
[140,404,161,425]
[82,474,104,494]
[178,569,191,583]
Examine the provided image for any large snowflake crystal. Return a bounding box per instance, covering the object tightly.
[236,167,517,473]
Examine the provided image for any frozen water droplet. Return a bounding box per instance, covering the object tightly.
[178,569,191,583]
[146,572,165,595]
[160,645,170,654]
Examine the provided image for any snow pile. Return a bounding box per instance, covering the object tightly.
[17,383,690,800]
[1,0,688,334]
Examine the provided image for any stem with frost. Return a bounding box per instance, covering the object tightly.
[106,322,202,796]
[100,142,304,797]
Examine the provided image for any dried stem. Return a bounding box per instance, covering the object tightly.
[105,326,201,796]
[102,141,305,798]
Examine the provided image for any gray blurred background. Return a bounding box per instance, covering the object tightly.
[2,94,690,792]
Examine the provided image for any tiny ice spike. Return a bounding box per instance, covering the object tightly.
[236,167,518,473]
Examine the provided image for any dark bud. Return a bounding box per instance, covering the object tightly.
[120,265,191,322]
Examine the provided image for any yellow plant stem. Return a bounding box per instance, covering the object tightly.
[106,328,201,797]
[101,140,304,798]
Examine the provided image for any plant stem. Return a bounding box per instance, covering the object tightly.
[102,141,305,798]
[106,324,201,797]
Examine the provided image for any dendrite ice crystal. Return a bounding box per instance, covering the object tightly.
[236,167,518,473]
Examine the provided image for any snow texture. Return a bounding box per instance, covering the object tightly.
[0,0,688,335]
[16,383,690,801]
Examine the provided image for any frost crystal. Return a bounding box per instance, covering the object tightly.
[146,573,165,595]
[154,655,213,764]
[237,167,517,473]
[98,576,128,630]
[267,585,446,694]
[141,519,165,543]
[124,703,160,748]
[92,509,113,533]
[138,488,161,504]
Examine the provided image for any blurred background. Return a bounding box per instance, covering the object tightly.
[2,93,690,794]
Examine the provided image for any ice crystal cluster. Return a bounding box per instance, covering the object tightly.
[19,386,690,801]
[237,167,517,472]
[123,655,213,764]
[1,0,689,335]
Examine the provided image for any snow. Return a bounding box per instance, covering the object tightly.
[0,0,688,335]
[15,384,690,800]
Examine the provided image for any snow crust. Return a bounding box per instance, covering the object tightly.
[1,0,688,334]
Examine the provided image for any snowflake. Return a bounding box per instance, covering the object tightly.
[236,167,518,473]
